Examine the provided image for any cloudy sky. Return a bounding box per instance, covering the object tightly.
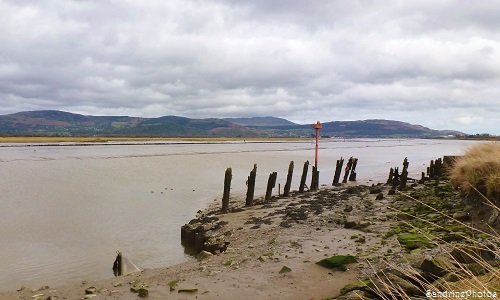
[1,0,499,134]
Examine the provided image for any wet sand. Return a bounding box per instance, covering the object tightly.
[0,182,403,300]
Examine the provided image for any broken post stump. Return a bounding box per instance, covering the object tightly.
[400,157,409,189]
[332,157,344,185]
[265,172,277,202]
[284,161,294,197]
[348,158,358,181]
[246,164,257,206]
[387,167,394,184]
[299,160,309,192]
[311,166,319,190]
[222,168,232,212]
[342,157,354,183]
[393,167,400,182]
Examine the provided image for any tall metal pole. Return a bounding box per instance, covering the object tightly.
[312,121,322,168]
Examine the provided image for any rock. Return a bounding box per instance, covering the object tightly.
[382,272,423,296]
[85,287,97,295]
[168,279,179,291]
[178,288,198,293]
[196,250,213,261]
[433,272,461,288]
[316,255,357,271]
[344,219,357,229]
[450,244,496,264]
[420,256,455,277]
[487,210,499,226]
[46,296,58,300]
[130,282,147,293]
[344,205,353,212]
[344,217,369,229]
[339,280,371,295]
[388,189,396,195]
[397,234,431,251]
[279,266,292,274]
[375,192,384,200]
[138,288,149,298]
[452,211,470,221]
[336,290,373,300]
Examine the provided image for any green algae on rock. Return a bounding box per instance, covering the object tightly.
[316,255,358,271]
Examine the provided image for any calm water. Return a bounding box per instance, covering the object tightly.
[0,139,479,291]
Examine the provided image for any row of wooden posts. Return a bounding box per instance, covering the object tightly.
[221,157,358,212]
[387,157,447,189]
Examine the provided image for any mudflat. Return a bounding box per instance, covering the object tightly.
[0,182,403,300]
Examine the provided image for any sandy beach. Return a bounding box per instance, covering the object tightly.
[0,180,407,300]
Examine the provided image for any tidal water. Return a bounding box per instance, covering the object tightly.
[0,139,479,291]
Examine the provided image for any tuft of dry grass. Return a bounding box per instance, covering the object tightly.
[450,142,500,198]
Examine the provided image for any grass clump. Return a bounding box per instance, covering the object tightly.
[450,142,500,199]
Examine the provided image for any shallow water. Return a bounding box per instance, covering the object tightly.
[0,139,479,291]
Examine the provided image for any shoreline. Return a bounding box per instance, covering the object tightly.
[0,181,403,300]
[0,136,313,144]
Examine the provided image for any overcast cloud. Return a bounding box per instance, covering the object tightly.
[1,0,499,134]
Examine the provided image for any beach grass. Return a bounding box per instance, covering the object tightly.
[450,142,500,198]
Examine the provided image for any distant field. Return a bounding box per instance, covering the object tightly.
[0,136,309,143]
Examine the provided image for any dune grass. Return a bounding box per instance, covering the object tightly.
[450,142,500,199]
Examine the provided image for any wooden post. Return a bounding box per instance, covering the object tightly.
[245,164,257,206]
[429,160,435,178]
[311,166,319,190]
[435,158,443,177]
[393,167,400,182]
[387,167,394,184]
[265,172,277,202]
[284,161,294,197]
[222,168,232,212]
[332,157,344,185]
[342,157,353,183]
[348,158,358,181]
[400,157,409,189]
[299,160,309,192]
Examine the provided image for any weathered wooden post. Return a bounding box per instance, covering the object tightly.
[435,158,443,177]
[265,172,277,202]
[387,167,394,184]
[333,157,344,185]
[246,164,257,206]
[222,168,232,212]
[299,160,309,192]
[342,157,354,183]
[393,167,400,182]
[419,171,426,184]
[348,158,358,181]
[429,160,435,178]
[311,166,319,190]
[283,161,294,197]
[400,157,409,189]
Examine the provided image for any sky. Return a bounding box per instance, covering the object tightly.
[1,0,499,134]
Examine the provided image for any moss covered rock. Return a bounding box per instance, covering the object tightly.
[397,233,431,250]
[316,255,357,271]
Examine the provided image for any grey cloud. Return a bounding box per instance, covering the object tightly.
[0,0,499,134]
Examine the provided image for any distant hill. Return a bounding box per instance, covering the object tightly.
[223,117,297,127]
[0,110,464,138]
[0,110,258,137]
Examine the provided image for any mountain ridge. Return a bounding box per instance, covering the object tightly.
[0,110,464,138]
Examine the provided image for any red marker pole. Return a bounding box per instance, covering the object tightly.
[312,121,322,168]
